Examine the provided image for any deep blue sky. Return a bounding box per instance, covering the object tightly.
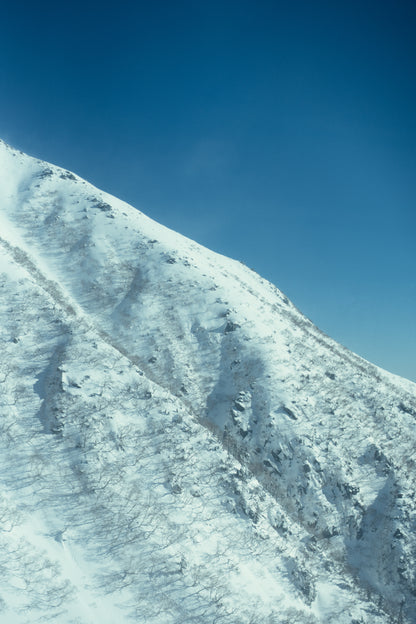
[1,1,415,382]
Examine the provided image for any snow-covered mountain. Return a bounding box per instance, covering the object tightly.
[0,138,415,624]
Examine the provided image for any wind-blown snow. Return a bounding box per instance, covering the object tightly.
[0,138,415,623]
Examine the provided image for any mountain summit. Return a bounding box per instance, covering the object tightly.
[0,139,415,623]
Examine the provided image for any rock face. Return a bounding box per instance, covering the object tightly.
[0,138,415,623]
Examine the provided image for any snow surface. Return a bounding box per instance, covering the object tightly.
[0,138,415,623]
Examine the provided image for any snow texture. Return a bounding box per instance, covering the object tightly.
[0,138,415,623]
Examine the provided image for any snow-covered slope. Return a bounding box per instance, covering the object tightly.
[0,138,415,624]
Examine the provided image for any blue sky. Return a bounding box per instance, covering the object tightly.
[1,0,415,381]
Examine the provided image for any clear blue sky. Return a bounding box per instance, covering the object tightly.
[1,0,415,382]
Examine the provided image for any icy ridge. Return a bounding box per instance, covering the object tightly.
[0,139,415,623]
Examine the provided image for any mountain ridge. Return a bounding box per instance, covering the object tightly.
[0,139,415,623]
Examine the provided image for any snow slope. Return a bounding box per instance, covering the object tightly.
[0,138,415,623]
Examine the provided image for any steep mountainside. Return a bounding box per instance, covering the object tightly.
[0,139,415,623]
